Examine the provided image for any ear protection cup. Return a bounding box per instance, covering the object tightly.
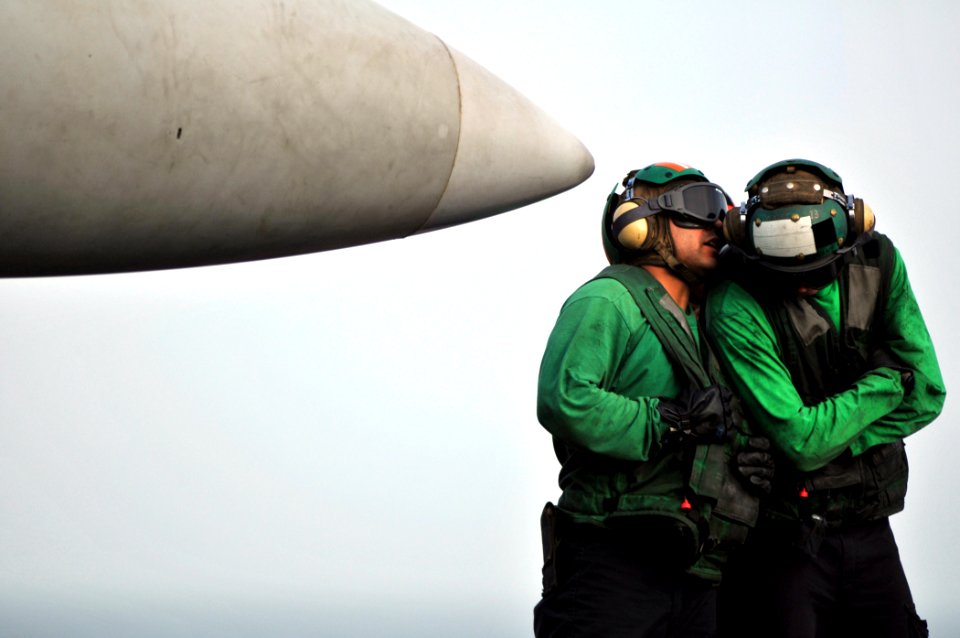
[723,205,748,250]
[612,201,650,250]
[849,198,875,239]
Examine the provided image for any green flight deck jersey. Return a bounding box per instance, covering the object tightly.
[538,265,759,581]
[705,232,945,524]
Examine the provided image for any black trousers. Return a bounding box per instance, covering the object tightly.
[718,517,927,638]
[534,523,717,638]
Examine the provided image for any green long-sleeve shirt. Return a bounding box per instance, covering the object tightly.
[705,245,945,473]
[538,266,760,581]
[537,277,692,462]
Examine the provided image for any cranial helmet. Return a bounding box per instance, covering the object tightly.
[723,159,875,286]
[601,162,728,274]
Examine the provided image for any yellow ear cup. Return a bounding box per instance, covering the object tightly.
[852,198,875,236]
[723,207,747,248]
[612,201,649,250]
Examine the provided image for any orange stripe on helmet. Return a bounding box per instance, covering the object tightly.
[654,162,692,172]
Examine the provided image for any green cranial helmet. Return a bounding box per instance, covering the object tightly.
[629,162,708,187]
[601,162,709,264]
[736,159,873,283]
[745,158,844,194]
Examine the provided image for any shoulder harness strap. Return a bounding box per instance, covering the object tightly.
[593,264,711,389]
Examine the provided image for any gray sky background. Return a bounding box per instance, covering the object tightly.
[2,1,958,636]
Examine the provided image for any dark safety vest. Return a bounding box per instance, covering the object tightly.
[748,233,909,525]
[571,265,761,568]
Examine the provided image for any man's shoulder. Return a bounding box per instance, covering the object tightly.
[591,264,659,288]
[862,230,897,259]
[868,230,894,247]
[703,277,775,341]
[705,277,756,311]
[569,273,632,300]
[557,268,667,336]
[567,266,658,304]
[559,273,640,320]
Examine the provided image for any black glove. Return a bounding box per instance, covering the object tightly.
[868,349,915,395]
[734,436,776,496]
[658,385,740,446]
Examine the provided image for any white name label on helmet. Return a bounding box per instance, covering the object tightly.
[752,217,817,258]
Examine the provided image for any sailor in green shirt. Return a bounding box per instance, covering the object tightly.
[534,163,774,638]
[705,159,945,638]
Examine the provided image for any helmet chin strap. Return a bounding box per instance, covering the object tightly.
[656,244,701,286]
[629,216,702,286]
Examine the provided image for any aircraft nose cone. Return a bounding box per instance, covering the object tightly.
[418,46,595,233]
[0,0,593,276]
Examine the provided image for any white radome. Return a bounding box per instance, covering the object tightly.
[0,0,594,275]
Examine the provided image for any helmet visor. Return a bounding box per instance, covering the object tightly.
[656,183,728,227]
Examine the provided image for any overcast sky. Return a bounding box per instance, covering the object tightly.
[2,1,958,636]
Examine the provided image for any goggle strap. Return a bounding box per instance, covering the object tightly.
[612,203,659,235]
[746,188,853,212]
[747,186,852,214]
[822,189,850,209]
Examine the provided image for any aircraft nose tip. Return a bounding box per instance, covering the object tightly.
[416,46,594,234]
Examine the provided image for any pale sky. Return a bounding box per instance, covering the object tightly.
[1,1,958,636]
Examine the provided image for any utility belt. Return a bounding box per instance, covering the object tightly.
[766,441,908,543]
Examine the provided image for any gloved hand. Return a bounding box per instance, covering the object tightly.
[734,436,776,495]
[658,385,740,446]
[868,348,915,395]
